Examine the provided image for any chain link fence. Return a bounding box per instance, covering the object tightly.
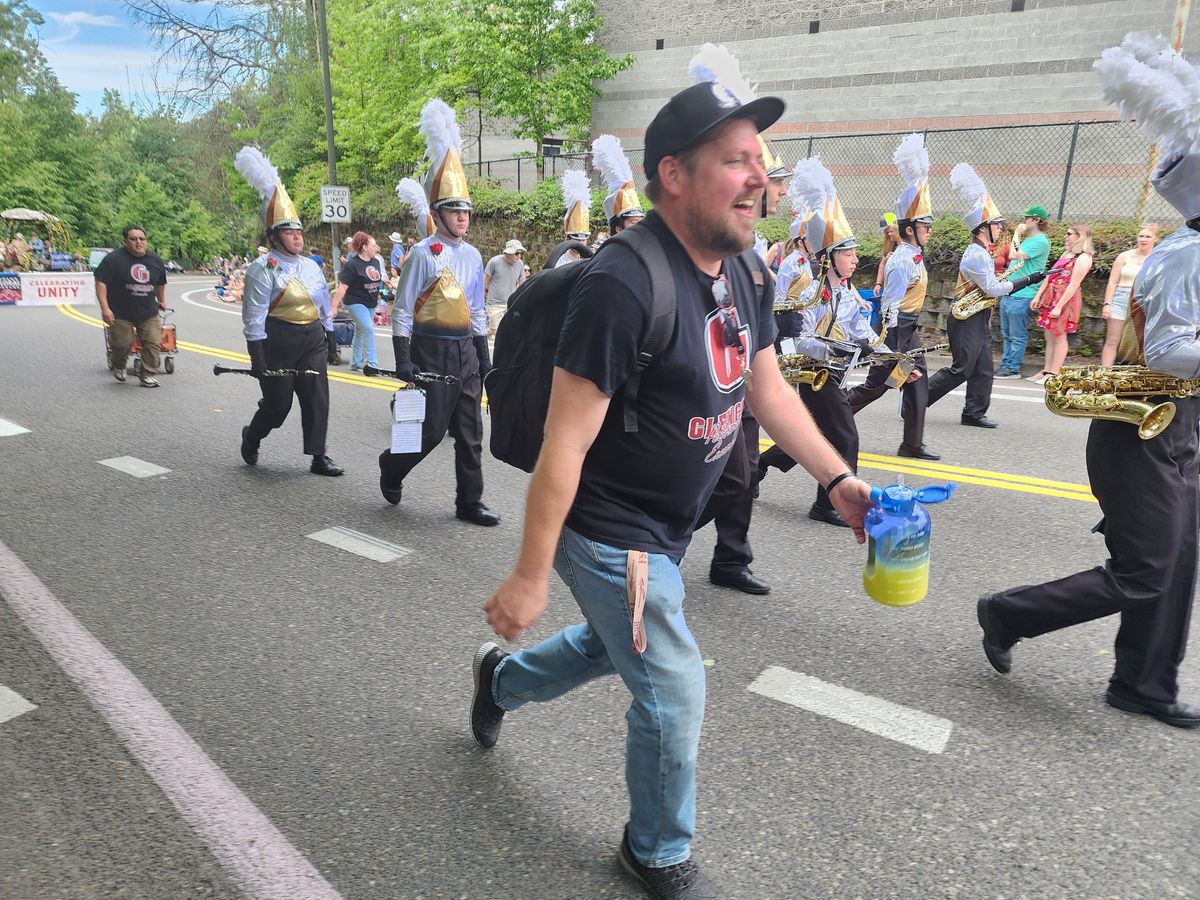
[466,120,1178,228]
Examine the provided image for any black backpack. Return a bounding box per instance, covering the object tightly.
[485,227,767,473]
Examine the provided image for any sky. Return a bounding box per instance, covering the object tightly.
[32,0,211,115]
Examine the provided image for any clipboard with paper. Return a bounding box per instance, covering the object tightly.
[391,389,425,453]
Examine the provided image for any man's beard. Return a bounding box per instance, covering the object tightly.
[687,193,752,257]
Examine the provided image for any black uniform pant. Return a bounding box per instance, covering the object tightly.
[927,309,993,419]
[246,319,329,455]
[695,417,759,576]
[990,400,1200,705]
[847,313,928,447]
[759,383,858,511]
[378,335,483,508]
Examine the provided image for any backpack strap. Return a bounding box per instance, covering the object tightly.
[608,227,677,432]
[735,248,770,307]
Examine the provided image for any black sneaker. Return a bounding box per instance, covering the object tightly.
[618,828,728,899]
[470,642,508,749]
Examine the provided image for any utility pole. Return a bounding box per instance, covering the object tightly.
[1136,0,1192,221]
[314,0,340,278]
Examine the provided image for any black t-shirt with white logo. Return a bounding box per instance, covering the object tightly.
[555,211,776,557]
[94,247,167,323]
[339,254,385,309]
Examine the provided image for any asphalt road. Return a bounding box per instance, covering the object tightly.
[1,278,1197,900]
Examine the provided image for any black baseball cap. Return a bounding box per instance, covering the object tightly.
[643,81,785,181]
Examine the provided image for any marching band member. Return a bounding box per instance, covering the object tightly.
[234,147,343,476]
[379,99,498,526]
[544,169,594,269]
[848,133,937,459]
[758,157,878,527]
[978,33,1200,727]
[926,164,1045,428]
[592,134,644,235]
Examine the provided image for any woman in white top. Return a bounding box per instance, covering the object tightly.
[1099,223,1160,366]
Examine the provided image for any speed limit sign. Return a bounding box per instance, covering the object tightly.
[320,185,351,223]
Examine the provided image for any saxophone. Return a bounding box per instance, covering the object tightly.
[777,354,830,391]
[1043,365,1200,440]
[950,278,999,320]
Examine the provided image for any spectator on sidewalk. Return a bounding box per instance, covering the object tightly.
[333,231,385,371]
[95,225,168,388]
[1100,223,1159,366]
[483,239,526,333]
[1028,223,1093,384]
[996,205,1051,378]
[388,231,406,280]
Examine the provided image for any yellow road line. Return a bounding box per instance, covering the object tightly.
[57,304,398,392]
[757,441,1096,504]
[858,451,1093,493]
[59,303,1095,503]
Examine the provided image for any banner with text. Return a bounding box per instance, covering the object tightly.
[0,272,98,306]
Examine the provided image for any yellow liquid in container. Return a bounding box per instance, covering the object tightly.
[863,545,930,607]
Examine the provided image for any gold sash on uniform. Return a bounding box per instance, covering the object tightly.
[786,268,813,300]
[413,267,471,335]
[900,267,928,314]
[268,277,319,325]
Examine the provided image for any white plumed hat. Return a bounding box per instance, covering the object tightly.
[419,98,470,210]
[892,133,933,224]
[1095,32,1200,217]
[591,134,643,222]
[234,146,302,231]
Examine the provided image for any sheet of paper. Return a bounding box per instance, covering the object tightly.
[393,389,426,423]
[779,337,797,356]
[391,422,422,453]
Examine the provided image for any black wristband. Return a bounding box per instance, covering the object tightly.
[825,470,855,496]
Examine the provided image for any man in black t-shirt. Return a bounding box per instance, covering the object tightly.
[95,225,168,387]
[471,83,874,898]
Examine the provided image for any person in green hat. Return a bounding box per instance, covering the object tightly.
[995,204,1051,377]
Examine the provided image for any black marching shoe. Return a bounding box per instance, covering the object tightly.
[310,454,344,476]
[618,828,728,900]
[456,502,500,526]
[471,642,509,749]
[898,443,941,461]
[977,594,1019,674]
[240,427,259,466]
[808,504,849,528]
[961,415,999,429]
[380,476,403,505]
[1105,689,1200,728]
[709,567,770,595]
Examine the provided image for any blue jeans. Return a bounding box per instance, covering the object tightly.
[491,526,705,868]
[999,295,1031,373]
[346,302,378,368]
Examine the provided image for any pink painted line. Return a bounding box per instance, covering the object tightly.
[0,539,342,900]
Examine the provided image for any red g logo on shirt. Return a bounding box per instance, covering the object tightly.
[366,266,380,281]
[130,264,150,284]
[704,310,751,393]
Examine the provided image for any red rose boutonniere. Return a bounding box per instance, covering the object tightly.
[821,287,831,302]
[913,253,924,264]
[797,257,806,265]
[266,256,278,269]
[429,242,444,255]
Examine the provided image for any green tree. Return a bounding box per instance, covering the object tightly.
[117,174,180,257]
[457,0,633,158]
[178,199,227,262]
[0,0,51,97]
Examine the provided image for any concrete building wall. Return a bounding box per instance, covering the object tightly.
[585,0,1191,225]
[591,0,1193,139]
